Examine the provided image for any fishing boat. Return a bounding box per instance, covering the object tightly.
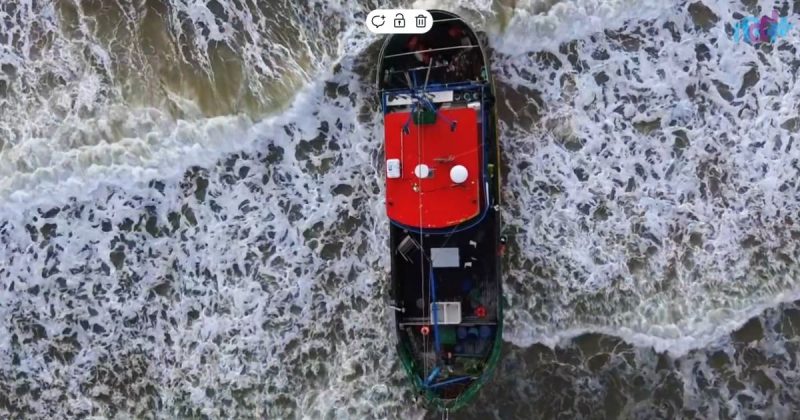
[377,10,504,413]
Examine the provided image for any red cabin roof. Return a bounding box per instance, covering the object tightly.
[384,107,482,229]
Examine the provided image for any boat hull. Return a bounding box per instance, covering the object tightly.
[378,10,503,413]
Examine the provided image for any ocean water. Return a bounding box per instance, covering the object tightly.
[1,0,800,418]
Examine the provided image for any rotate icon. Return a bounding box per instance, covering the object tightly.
[371,14,385,28]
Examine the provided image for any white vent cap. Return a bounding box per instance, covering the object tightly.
[414,164,430,178]
[450,165,468,183]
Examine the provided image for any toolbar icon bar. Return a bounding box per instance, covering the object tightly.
[366,10,432,34]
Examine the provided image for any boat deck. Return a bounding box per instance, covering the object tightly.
[378,18,485,91]
[384,107,482,228]
[392,222,499,321]
[390,207,500,396]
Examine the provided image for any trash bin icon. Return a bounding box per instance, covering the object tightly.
[415,14,427,28]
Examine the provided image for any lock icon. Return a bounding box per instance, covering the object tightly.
[394,13,405,28]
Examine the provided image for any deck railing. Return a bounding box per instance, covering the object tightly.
[383,45,478,59]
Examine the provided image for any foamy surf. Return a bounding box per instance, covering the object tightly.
[1,0,800,418]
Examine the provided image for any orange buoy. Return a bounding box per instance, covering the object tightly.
[475,306,486,318]
[420,325,430,336]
